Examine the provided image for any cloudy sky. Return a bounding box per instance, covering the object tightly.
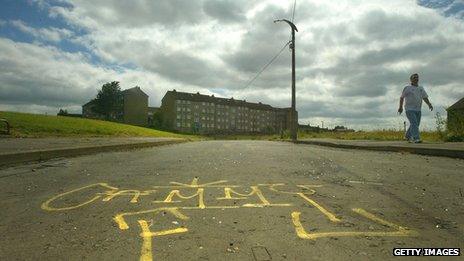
[1,0,464,130]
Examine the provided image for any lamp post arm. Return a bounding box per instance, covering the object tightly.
[273,19,298,32]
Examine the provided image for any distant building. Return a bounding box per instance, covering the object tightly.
[447,97,464,133]
[160,90,296,134]
[82,99,103,119]
[122,87,148,126]
[82,86,149,126]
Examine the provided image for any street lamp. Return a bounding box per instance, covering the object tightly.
[274,19,298,141]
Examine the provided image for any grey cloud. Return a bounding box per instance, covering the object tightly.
[355,41,445,66]
[357,9,440,41]
[0,76,93,107]
[296,96,392,120]
[222,5,297,73]
[316,63,403,98]
[58,0,205,28]
[142,50,226,88]
[10,20,74,43]
[203,0,247,23]
[0,38,102,108]
[308,12,463,98]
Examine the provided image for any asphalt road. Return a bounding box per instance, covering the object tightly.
[0,140,463,260]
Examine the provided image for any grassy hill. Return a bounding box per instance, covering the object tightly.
[0,111,190,138]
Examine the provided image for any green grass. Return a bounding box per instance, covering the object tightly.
[207,130,444,142]
[209,130,444,142]
[1,111,450,142]
[297,130,442,142]
[0,111,193,139]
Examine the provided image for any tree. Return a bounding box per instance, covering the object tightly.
[57,109,68,116]
[151,110,164,128]
[94,81,123,120]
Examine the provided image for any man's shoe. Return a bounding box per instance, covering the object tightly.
[413,139,422,143]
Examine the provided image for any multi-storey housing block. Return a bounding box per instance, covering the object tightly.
[160,90,296,134]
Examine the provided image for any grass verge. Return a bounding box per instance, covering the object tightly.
[0,111,194,139]
[297,130,443,142]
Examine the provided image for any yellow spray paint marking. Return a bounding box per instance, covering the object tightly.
[41,183,118,211]
[297,184,324,189]
[153,188,205,209]
[291,208,418,240]
[297,193,341,223]
[167,178,229,188]
[268,183,317,195]
[267,184,339,223]
[114,207,189,230]
[102,190,156,203]
[217,186,270,206]
[41,179,419,261]
[138,219,188,261]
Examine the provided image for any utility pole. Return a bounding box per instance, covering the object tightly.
[274,19,298,142]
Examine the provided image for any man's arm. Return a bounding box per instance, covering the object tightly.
[398,97,404,114]
[423,98,433,111]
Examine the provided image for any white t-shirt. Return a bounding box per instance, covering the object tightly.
[401,85,428,111]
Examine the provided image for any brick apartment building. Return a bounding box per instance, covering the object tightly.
[447,97,464,133]
[160,90,296,134]
[83,86,158,126]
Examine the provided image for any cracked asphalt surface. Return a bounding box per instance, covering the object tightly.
[0,140,463,260]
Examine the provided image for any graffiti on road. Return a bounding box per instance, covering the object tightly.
[42,178,418,261]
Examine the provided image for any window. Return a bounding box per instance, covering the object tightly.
[176,100,181,104]
[177,107,181,111]
[176,122,181,127]
[177,115,181,119]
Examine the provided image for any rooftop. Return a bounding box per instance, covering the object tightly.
[164,90,288,111]
[448,97,464,110]
[123,86,148,97]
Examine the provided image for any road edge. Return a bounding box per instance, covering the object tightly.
[293,140,464,159]
[0,139,189,167]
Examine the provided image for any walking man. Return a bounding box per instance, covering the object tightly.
[398,73,433,143]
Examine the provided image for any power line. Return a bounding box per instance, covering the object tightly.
[241,0,296,89]
[289,0,297,43]
[291,0,297,23]
[243,40,291,89]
